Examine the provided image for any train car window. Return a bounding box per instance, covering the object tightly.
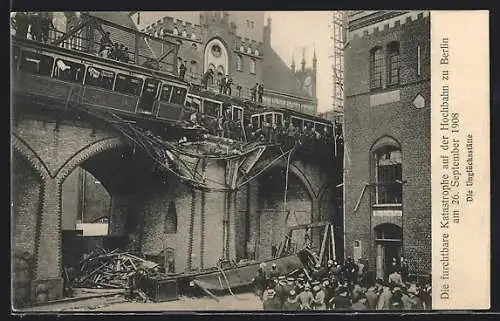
[170,86,188,105]
[291,116,303,128]
[232,106,243,122]
[274,113,283,126]
[19,51,54,76]
[264,113,273,125]
[160,84,173,102]
[186,95,202,111]
[204,100,222,118]
[53,59,84,83]
[251,115,260,128]
[85,66,115,90]
[315,123,325,134]
[142,78,159,97]
[114,74,143,96]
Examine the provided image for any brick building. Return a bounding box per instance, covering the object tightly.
[343,11,431,281]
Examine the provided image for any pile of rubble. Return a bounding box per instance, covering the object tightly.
[73,248,159,289]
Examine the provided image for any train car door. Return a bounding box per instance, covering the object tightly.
[137,77,160,114]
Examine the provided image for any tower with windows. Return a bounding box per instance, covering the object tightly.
[343,11,431,283]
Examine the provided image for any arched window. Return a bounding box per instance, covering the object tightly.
[165,202,178,234]
[387,42,400,86]
[236,55,243,71]
[373,144,402,205]
[249,59,256,74]
[370,46,383,90]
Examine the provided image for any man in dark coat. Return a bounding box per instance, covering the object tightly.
[282,290,300,310]
[331,286,351,310]
[15,12,30,39]
[263,288,281,310]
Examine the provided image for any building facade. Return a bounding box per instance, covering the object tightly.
[343,11,431,281]
[130,11,318,114]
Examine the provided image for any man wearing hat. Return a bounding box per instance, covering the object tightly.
[312,263,327,280]
[376,281,393,310]
[323,280,335,310]
[253,264,268,300]
[269,263,280,280]
[388,269,403,286]
[407,285,423,310]
[282,290,300,310]
[295,278,305,295]
[262,287,281,310]
[297,283,314,310]
[351,294,368,310]
[389,286,404,310]
[284,277,295,296]
[312,282,326,310]
[275,276,288,308]
[365,281,381,310]
[331,285,351,310]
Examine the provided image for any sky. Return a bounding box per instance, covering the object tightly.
[264,11,334,113]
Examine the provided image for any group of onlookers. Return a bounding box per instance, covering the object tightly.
[255,257,431,311]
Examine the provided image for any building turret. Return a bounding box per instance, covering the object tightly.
[301,47,306,72]
[291,52,296,73]
[312,46,317,72]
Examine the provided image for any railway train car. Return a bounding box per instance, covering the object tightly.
[12,34,338,144]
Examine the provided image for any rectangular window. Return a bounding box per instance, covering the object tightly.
[251,115,260,128]
[375,149,402,204]
[85,66,115,90]
[264,113,273,125]
[53,58,84,83]
[232,106,243,121]
[388,54,400,85]
[160,84,173,102]
[142,78,159,97]
[370,48,383,89]
[19,51,54,76]
[170,86,187,105]
[114,74,143,96]
[291,116,303,128]
[203,100,221,118]
[274,113,283,126]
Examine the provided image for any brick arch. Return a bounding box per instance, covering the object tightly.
[281,163,317,201]
[12,134,51,180]
[55,137,126,183]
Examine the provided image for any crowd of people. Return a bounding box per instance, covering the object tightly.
[184,106,343,150]
[253,257,431,311]
[98,32,131,63]
[12,12,55,43]
[246,121,340,149]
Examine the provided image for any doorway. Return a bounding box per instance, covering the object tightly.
[374,224,402,280]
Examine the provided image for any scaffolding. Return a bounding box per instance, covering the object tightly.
[331,11,346,112]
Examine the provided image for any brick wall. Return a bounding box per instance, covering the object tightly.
[12,154,40,259]
[344,14,431,276]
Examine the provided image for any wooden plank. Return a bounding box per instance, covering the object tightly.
[318,225,329,265]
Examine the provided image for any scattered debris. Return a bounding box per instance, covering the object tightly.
[73,248,159,289]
